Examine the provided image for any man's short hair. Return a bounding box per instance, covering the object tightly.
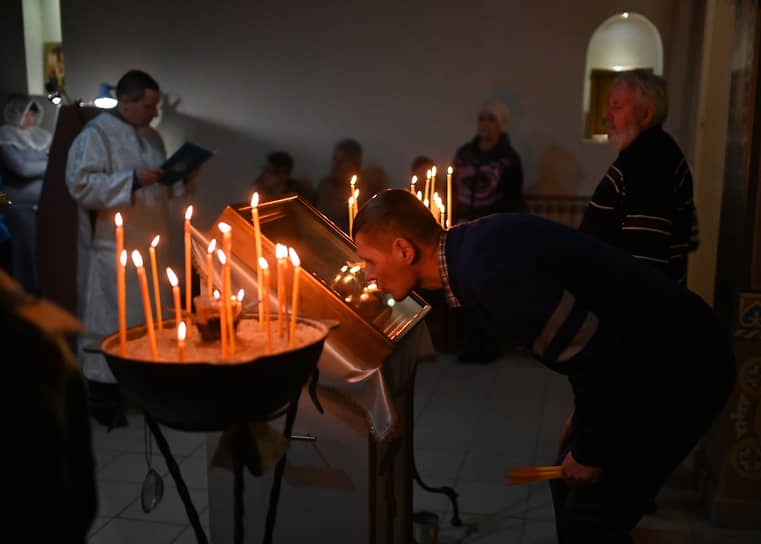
[352,189,442,247]
[410,155,435,174]
[116,70,159,101]
[614,69,668,127]
[267,151,294,175]
[335,138,363,167]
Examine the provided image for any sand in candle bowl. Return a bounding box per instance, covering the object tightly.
[193,295,242,342]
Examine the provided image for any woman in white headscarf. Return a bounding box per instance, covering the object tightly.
[0,94,53,293]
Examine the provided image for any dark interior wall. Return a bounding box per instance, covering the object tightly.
[59,0,703,230]
[0,1,28,100]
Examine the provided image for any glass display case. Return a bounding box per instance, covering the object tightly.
[195,194,429,369]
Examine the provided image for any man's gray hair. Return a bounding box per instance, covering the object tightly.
[613,69,668,127]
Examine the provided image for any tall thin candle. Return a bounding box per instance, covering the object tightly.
[114,212,123,263]
[430,166,437,206]
[184,205,193,314]
[259,257,272,353]
[276,244,287,338]
[149,235,162,330]
[132,250,157,360]
[118,250,127,356]
[424,169,431,204]
[206,238,216,295]
[289,248,301,348]
[348,196,355,235]
[447,166,453,229]
[218,223,235,353]
[250,193,264,331]
[166,267,182,330]
[177,321,186,362]
[410,175,417,194]
[214,288,227,358]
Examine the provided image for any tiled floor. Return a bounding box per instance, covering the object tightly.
[87,350,761,543]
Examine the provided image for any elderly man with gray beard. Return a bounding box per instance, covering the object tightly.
[580,70,698,285]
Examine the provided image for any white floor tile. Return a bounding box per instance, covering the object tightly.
[88,518,184,544]
[119,487,208,525]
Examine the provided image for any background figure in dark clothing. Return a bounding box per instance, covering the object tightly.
[251,151,315,203]
[352,189,734,544]
[580,69,698,284]
[452,99,524,223]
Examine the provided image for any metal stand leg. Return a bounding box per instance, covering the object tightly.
[262,397,300,544]
[145,415,209,543]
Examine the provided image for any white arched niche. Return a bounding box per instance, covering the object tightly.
[582,12,663,140]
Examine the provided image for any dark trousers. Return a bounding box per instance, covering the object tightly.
[550,353,735,543]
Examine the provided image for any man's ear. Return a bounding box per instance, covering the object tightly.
[392,237,416,264]
[639,103,655,128]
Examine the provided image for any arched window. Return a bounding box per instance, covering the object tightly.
[582,12,663,140]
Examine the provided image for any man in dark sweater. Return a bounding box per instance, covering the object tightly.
[580,70,698,284]
[353,189,734,543]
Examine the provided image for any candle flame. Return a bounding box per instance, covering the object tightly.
[166,267,178,286]
[417,191,422,200]
[177,321,186,341]
[289,248,300,267]
[349,196,354,206]
[432,166,437,177]
[213,289,220,299]
[350,265,361,274]
[411,175,417,185]
[131,249,144,268]
[354,188,359,199]
[250,192,259,208]
[217,222,231,233]
[207,238,217,254]
[259,257,269,270]
[350,175,357,186]
[114,212,123,227]
[120,250,127,267]
[426,169,431,179]
[151,234,160,247]
[237,288,244,301]
[276,243,288,259]
[217,249,227,264]
[448,166,453,174]
[185,205,194,221]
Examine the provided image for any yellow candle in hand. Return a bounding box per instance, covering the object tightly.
[289,248,301,348]
[184,205,193,314]
[132,250,157,360]
[177,321,186,362]
[214,288,227,359]
[166,267,182,330]
[149,235,162,330]
[118,250,127,356]
[206,238,216,295]
[276,244,287,338]
[259,257,272,353]
[446,166,453,229]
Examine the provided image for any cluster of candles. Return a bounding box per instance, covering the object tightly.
[114,192,303,362]
[410,165,454,229]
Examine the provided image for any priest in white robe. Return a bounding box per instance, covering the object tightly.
[66,70,195,426]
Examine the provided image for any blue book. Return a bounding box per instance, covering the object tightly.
[158,142,214,185]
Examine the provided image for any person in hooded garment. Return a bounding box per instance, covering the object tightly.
[451,99,525,363]
[0,94,53,294]
[66,70,196,427]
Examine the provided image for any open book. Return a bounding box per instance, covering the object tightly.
[158,142,214,186]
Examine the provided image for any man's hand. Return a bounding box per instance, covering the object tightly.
[135,167,164,187]
[184,167,201,184]
[561,449,602,488]
[558,411,574,455]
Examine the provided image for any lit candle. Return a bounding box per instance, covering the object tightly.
[350,174,357,199]
[416,190,422,201]
[214,288,227,359]
[206,238,216,295]
[289,248,301,348]
[218,223,235,353]
[259,257,272,353]
[177,321,186,362]
[424,197,430,210]
[353,188,359,217]
[430,166,437,205]
[250,193,264,331]
[276,243,287,338]
[447,166,453,229]
[118,249,127,356]
[132,250,157,360]
[424,169,431,204]
[114,212,124,263]
[149,235,162,331]
[184,205,193,315]
[166,267,182,330]
[410,175,417,194]
[348,196,355,235]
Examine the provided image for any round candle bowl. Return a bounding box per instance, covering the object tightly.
[98,317,330,431]
[193,295,242,342]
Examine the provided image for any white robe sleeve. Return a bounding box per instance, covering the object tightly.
[65,128,134,210]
